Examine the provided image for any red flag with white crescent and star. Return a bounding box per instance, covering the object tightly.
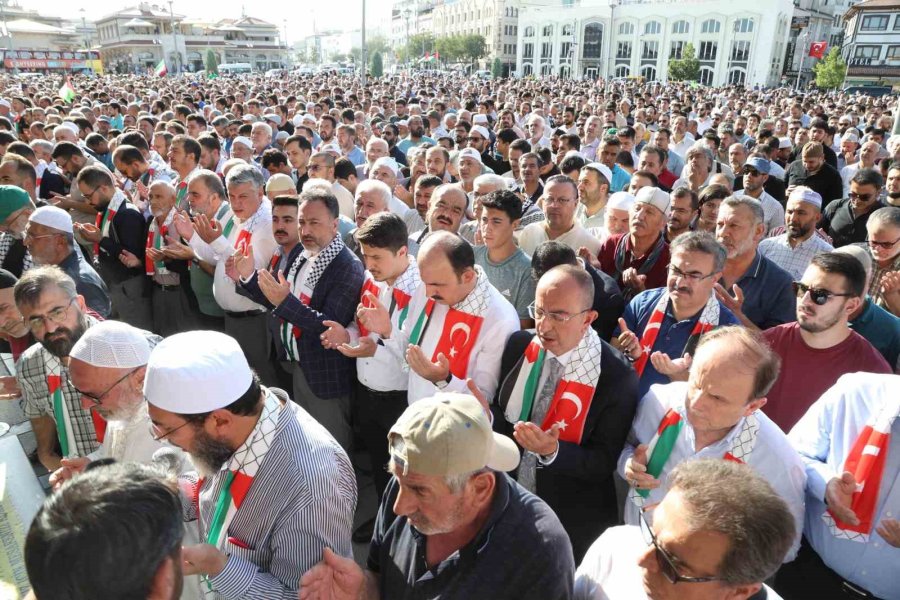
[540,380,594,444]
[432,307,484,380]
[357,277,383,337]
[809,41,827,59]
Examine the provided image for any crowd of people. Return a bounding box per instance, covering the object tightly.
[0,70,897,599]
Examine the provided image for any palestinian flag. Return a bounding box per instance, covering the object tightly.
[155,59,168,77]
[58,77,76,103]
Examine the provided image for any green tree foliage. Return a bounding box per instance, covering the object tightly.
[667,43,699,82]
[814,48,847,89]
[205,49,219,75]
[491,57,502,78]
[371,51,384,77]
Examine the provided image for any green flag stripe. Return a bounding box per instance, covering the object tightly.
[638,421,683,498]
[518,348,545,422]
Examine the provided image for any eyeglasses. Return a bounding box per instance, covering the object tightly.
[149,418,192,442]
[26,297,75,330]
[466,136,484,142]
[527,301,589,323]
[83,186,101,199]
[792,281,854,306]
[668,265,717,283]
[639,509,722,585]
[848,192,876,202]
[24,230,61,241]
[866,235,900,250]
[69,368,138,406]
[544,197,575,205]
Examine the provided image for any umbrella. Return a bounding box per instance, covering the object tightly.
[123,18,155,28]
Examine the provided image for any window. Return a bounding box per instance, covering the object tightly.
[615,65,630,77]
[525,26,535,38]
[699,41,718,60]
[888,45,900,59]
[895,15,900,29]
[731,41,751,61]
[618,22,634,35]
[670,40,686,59]
[524,43,534,59]
[727,69,746,85]
[672,20,689,35]
[645,21,661,35]
[701,19,721,34]
[861,15,889,30]
[543,25,554,37]
[541,41,552,58]
[854,45,880,59]
[562,24,573,36]
[583,23,603,59]
[733,18,754,33]
[641,65,657,80]
[523,63,533,75]
[699,67,715,86]
[617,41,632,59]
[642,41,659,59]
[561,41,572,59]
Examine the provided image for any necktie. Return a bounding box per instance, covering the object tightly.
[518,357,563,493]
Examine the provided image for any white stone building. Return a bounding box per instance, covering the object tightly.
[841,0,900,86]
[515,0,794,87]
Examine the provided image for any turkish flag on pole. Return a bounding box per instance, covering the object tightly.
[809,41,827,59]
[432,308,484,379]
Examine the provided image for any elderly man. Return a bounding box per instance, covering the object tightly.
[577,459,796,600]
[307,151,354,219]
[369,156,412,216]
[494,264,637,560]
[785,142,844,210]
[15,267,103,471]
[347,179,393,257]
[778,373,900,600]
[358,137,389,180]
[840,139,879,196]
[525,114,551,150]
[738,156,785,234]
[596,186,672,301]
[519,175,602,257]
[673,145,715,193]
[145,330,356,599]
[74,166,150,330]
[174,164,278,385]
[619,326,806,561]
[759,186,834,280]
[360,231,518,404]
[867,206,900,316]
[409,184,468,248]
[761,252,891,432]
[821,168,885,248]
[25,205,110,317]
[300,392,574,599]
[615,230,740,398]
[250,122,274,159]
[714,195,795,330]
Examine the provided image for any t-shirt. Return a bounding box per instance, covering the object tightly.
[762,322,892,431]
[369,473,575,600]
[848,296,900,371]
[474,246,536,320]
[518,222,602,257]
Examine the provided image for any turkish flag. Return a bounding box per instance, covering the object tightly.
[357,278,382,337]
[809,42,827,59]
[541,380,594,444]
[432,308,484,380]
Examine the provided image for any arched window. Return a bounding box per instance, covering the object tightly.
[672,20,689,35]
[543,25,554,37]
[641,65,657,80]
[582,23,603,59]
[733,18,754,33]
[615,65,630,77]
[699,67,715,86]
[524,26,535,38]
[701,19,721,34]
[727,68,746,85]
[644,21,661,35]
[618,22,634,36]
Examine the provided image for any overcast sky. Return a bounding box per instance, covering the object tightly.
[18,0,393,41]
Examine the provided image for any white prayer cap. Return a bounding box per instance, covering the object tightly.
[144,331,252,414]
[29,205,73,234]
[841,131,859,144]
[397,119,409,127]
[470,125,491,140]
[0,99,10,109]
[608,191,636,211]
[634,186,671,217]
[232,136,253,149]
[787,186,822,209]
[457,147,482,164]
[778,137,793,149]
[834,244,872,275]
[264,113,282,125]
[372,156,400,176]
[472,114,489,125]
[275,130,289,142]
[320,142,342,156]
[300,113,316,125]
[292,114,305,128]
[60,121,79,134]
[70,321,151,369]
[582,162,612,184]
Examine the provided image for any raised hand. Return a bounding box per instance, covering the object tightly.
[714,282,745,316]
[298,547,365,600]
[826,471,860,526]
[232,244,257,281]
[257,269,291,307]
[625,444,661,491]
[172,209,194,241]
[194,213,224,244]
[650,351,692,379]
[616,317,641,360]
[118,249,141,268]
[513,421,560,456]
[406,344,450,384]
[356,291,392,337]
[74,222,102,243]
[336,337,377,358]
[321,320,350,349]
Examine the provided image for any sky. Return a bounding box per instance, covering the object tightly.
[17,0,394,41]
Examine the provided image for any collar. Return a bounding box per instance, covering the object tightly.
[851,296,875,326]
[545,345,576,368]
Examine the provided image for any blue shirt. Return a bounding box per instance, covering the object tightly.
[345,145,366,167]
[720,251,795,330]
[611,164,631,193]
[619,287,740,398]
[849,296,900,370]
[397,136,436,157]
[789,373,900,600]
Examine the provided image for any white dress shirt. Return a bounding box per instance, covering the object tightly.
[380,279,519,404]
[518,222,603,257]
[617,382,806,561]
[189,200,277,312]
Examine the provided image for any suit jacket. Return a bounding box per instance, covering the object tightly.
[493,330,638,561]
[96,202,146,285]
[244,245,364,399]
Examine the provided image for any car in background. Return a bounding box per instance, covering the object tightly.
[843,85,894,97]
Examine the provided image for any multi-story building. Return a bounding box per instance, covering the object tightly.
[0,0,102,72]
[841,0,900,86]
[782,0,857,88]
[95,3,288,74]
[515,0,794,86]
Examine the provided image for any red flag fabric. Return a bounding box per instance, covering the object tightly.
[540,380,594,444]
[809,41,827,59]
[432,308,484,379]
[356,278,382,337]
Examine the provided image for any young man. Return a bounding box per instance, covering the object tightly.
[474,190,536,329]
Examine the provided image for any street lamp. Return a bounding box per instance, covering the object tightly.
[403,8,411,68]
[797,29,809,91]
[168,0,180,75]
[606,0,616,82]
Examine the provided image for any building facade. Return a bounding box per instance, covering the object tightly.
[841,0,900,86]
[95,3,288,74]
[515,0,794,87]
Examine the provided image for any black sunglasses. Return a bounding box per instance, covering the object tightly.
[639,509,721,584]
[792,281,854,305]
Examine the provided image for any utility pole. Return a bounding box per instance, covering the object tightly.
[361,0,367,86]
[168,0,179,75]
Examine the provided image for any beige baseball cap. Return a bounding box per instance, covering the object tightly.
[388,393,520,477]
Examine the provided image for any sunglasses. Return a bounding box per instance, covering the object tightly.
[639,509,721,584]
[792,282,854,305]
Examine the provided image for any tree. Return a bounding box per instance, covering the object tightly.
[371,51,383,77]
[491,56,502,79]
[667,43,699,82]
[461,34,486,68]
[205,49,219,75]
[814,48,847,89]
[403,32,435,64]
[435,35,463,63]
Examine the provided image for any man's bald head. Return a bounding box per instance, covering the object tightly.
[419,230,474,277]
[537,264,594,311]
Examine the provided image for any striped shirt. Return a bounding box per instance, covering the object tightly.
[181,388,356,599]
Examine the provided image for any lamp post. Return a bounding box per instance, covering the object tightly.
[283,19,288,68]
[168,0,180,75]
[403,8,411,68]
[361,0,367,86]
[797,29,809,91]
[606,0,616,83]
